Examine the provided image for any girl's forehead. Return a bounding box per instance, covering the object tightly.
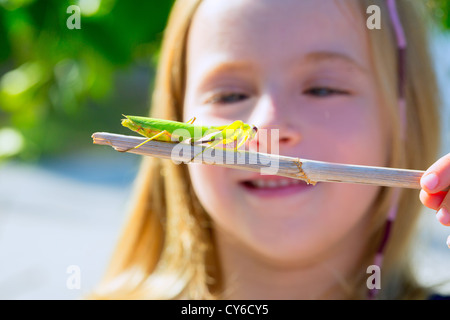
[193,0,363,31]
[188,0,369,72]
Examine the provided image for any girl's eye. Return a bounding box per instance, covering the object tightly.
[304,87,349,97]
[206,92,248,105]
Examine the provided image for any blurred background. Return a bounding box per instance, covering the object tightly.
[0,0,449,299]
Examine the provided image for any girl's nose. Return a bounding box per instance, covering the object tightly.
[249,94,303,153]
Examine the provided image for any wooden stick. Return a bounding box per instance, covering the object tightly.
[92,132,442,191]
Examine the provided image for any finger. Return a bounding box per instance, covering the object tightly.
[436,207,450,226]
[419,189,447,211]
[447,235,450,249]
[421,153,450,193]
[436,191,450,226]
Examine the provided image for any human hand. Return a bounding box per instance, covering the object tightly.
[419,153,450,247]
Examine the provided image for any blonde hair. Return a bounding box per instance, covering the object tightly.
[90,0,441,299]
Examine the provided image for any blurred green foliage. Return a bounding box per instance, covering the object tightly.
[0,0,448,160]
[427,0,450,30]
[0,0,174,160]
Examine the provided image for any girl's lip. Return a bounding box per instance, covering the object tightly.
[239,176,316,197]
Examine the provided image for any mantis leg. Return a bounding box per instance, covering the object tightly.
[190,132,244,163]
[119,130,170,153]
[188,130,225,162]
[236,133,250,149]
[232,131,245,156]
[223,121,246,152]
[189,139,223,162]
[189,123,244,162]
[184,129,220,146]
[188,120,250,162]
[186,117,196,124]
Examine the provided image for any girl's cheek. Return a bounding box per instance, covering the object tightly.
[302,104,386,166]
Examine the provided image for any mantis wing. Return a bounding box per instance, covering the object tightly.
[188,130,223,145]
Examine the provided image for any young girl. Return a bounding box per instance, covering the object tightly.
[91,0,450,299]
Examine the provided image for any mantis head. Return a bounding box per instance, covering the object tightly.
[248,125,258,141]
[121,115,139,132]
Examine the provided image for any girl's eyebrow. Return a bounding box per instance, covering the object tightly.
[200,61,255,77]
[195,60,256,89]
[195,51,367,89]
[302,51,369,74]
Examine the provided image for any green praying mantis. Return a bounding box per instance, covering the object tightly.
[120,115,259,161]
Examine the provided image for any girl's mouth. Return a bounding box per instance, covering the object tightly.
[239,176,315,197]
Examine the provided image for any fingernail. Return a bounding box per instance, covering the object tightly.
[422,173,439,191]
[436,207,450,225]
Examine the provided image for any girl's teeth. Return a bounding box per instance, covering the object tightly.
[254,180,265,188]
[279,179,289,187]
[267,180,278,188]
[250,179,300,189]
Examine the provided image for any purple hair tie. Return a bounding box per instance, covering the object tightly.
[387,0,407,136]
[387,0,407,48]
[368,0,407,300]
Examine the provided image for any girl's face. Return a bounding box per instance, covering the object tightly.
[184,0,390,265]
